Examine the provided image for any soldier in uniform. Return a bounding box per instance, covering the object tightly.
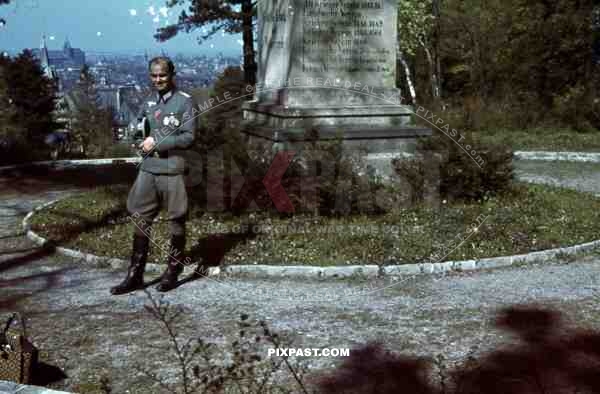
[110,56,197,295]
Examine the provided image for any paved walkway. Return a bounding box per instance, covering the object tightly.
[1,161,600,393]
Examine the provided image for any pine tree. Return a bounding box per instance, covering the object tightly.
[0,65,23,147]
[68,65,113,157]
[155,0,257,87]
[0,50,57,145]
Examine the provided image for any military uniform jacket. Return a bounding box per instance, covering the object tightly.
[136,88,196,175]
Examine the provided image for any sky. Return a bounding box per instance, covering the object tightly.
[0,0,243,56]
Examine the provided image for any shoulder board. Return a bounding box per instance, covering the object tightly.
[177,91,191,98]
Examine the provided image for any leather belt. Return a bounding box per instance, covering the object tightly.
[139,150,161,158]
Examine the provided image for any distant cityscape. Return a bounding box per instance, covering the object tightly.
[31,36,242,92]
[21,36,244,142]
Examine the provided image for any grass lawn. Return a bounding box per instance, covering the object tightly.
[27,181,600,267]
[472,128,600,152]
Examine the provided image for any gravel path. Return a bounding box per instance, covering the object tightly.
[1,161,600,393]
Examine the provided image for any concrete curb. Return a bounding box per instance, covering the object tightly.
[22,198,600,280]
[0,157,141,174]
[1,150,600,175]
[513,151,600,163]
[0,380,72,394]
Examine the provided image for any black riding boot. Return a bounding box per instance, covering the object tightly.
[156,234,185,292]
[110,234,150,295]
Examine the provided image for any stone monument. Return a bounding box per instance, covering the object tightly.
[242,0,430,177]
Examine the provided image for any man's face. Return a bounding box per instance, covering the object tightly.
[149,63,174,94]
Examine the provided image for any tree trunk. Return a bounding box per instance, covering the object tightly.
[432,0,443,105]
[419,37,440,100]
[585,5,600,127]
[397,47,417,105]
[241,0,256,92]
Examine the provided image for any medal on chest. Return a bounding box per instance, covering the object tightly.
[163,112,181,127]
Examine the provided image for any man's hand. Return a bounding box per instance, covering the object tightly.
[138,136,156,153]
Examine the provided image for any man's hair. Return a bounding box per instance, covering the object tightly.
[148,56,175,75]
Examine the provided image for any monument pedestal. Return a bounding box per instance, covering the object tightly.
[241,101,430,179]
[241,0,431,179]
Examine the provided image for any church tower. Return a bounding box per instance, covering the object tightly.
[40,35,55,80]
[63,36,73,58]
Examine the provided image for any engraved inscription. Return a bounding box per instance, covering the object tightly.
[301,0,389,73]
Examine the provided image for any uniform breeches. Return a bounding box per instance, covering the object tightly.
[127,171,188,237]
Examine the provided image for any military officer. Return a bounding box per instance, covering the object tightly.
[110,56,197,295]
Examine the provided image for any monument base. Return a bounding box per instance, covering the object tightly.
[242,100,415,128]
[241,102,431,181]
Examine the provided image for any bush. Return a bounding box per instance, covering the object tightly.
[202,66,247,151]
[187,127,397,217]
[237,131,398,217]
[192,67,393,217]
[393,133,513,202]
[0,140,52,165]
[551,83,598,132]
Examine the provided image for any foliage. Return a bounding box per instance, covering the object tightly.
[551,83,598,132]
[396,0,442,104]
[186,66,251,209]
[393,134,514,202]
[0,50,58,163]
[397,0,434,57]
[0,0,11,26]
[0,68,24,144]
[204,66,247,150]
[156,0,248,41]
[68,65,114,157]
[156,0,257,85]
[438,0,599,130]
[194,66,397,217]
[0,50,57,144]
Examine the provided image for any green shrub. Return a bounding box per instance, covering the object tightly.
[192,65,395,216]
[190,127,395,217]
[275,133,396,217]
[0,141,49,165]
[393,133,514,202]
[551,83,598,132]
[202,66,247,151]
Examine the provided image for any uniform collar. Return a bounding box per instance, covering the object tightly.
[156,88,175,104]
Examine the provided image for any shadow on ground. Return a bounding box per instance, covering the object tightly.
[0,163,260,298]
[0,163,138,193]
[31,362,69,387]
[316,306,600,394]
